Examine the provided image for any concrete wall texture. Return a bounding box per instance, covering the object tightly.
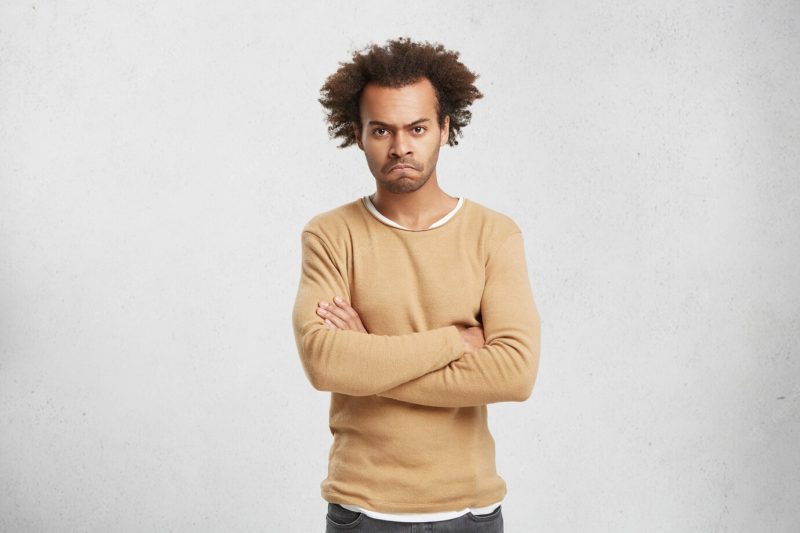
[1,1,798,531]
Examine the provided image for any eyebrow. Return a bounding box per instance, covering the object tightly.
[366,118,431,128]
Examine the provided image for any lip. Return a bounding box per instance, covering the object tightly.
[390,164,415,171]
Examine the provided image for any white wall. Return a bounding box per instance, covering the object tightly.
[1,1,798,531]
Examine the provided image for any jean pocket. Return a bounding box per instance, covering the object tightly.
[467,504,502,522]
[326,503,364,529]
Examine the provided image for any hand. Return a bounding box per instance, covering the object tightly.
[455,324,485,354]
[317,296,369,333]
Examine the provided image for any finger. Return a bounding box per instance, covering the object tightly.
[319,303,350,323]
[333,296,361,324]
[333,296,360,320]
[319,300,347,317]
[332,297,370,332]
[317,306,348,329]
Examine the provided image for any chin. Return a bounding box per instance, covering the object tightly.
[375,172,429,193]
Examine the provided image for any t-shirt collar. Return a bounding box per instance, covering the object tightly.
[362,195,464,231]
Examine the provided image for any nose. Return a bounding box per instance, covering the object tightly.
[390,130,412,159]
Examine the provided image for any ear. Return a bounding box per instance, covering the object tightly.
[439,115,450,146]
[353,123,364,150]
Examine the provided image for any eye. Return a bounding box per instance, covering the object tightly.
[372,128,389,136]
[412,126,426,134]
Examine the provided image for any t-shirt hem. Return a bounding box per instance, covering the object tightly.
[338,500,503,523]
[321,486,507,514]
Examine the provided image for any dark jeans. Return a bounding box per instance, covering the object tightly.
[325,503,504,532]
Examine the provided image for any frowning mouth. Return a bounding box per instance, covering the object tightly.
[390,164,415,171]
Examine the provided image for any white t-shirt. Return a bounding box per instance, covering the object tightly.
[361,194,464,230]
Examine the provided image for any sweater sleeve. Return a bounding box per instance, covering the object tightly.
[292,230,466,396]
[376,231,541,407]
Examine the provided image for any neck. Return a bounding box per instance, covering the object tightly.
[370,176,458,230]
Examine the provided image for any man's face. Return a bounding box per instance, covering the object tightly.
[353,78,450,194]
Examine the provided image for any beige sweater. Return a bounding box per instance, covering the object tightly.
[291,196,541,513]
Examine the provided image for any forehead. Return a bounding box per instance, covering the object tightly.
[358,78,438,124]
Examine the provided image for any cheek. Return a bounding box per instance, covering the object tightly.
[364,147,385,169]
[424,139,441,162]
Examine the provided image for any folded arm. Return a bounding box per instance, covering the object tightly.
[376,232,541,408]
[292,230,465,396]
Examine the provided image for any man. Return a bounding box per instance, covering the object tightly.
[292,37,541,532]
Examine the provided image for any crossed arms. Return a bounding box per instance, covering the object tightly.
[291,230,541,408]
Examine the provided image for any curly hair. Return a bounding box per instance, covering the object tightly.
[318,37,484,148]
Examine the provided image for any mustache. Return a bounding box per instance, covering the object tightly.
[385,159,420,172]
